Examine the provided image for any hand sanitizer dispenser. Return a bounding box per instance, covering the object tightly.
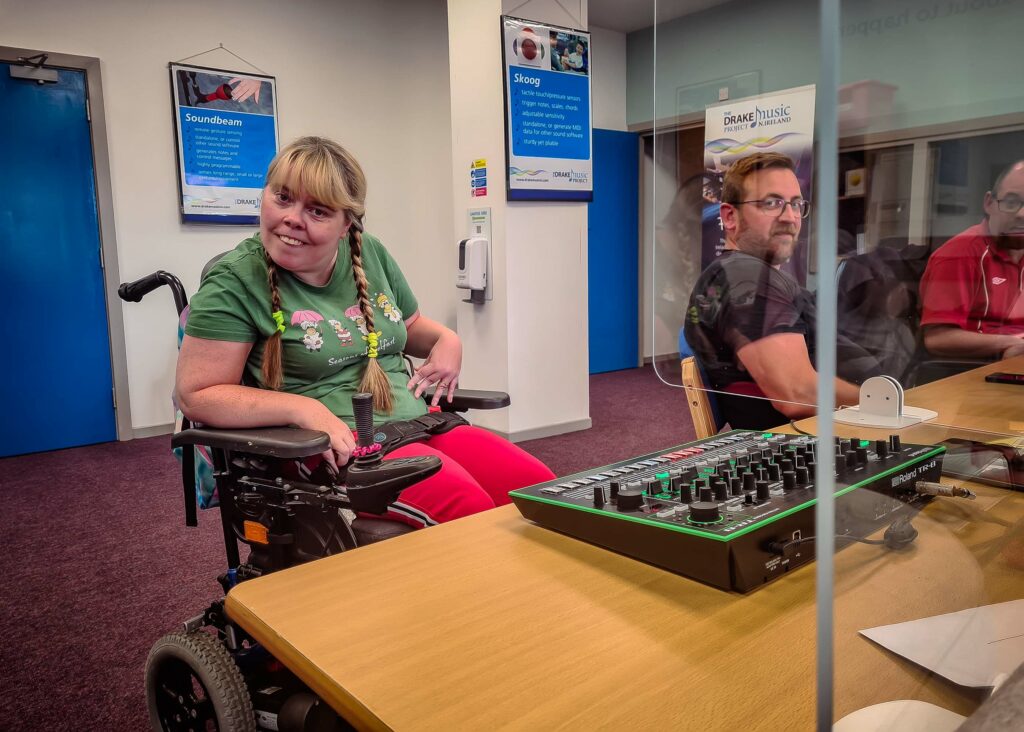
[456,237,488,304]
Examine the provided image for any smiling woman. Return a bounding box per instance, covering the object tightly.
[174,136,554,529]
[260,185,346,286]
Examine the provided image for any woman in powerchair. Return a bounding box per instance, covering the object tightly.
[176,136,554,529]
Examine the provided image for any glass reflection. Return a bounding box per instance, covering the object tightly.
[650,106,1024,431]
[640,0,1023,726]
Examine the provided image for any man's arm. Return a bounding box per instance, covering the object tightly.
[737,333,861,419]
[922,324,1024,359]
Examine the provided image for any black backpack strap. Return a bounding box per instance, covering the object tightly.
[370,411,469,454]
[411,411,469,433]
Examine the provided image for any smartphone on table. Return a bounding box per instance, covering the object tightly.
[985,372,1024,385]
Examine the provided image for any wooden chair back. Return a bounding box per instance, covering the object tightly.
[681,356,718,439]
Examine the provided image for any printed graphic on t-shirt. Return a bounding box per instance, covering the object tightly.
[283,298,401,371]
[374,292,403,322]
[327,319,354,345]
[992,277,1007,285]
[344,304,370,335]
[291,310,325,352]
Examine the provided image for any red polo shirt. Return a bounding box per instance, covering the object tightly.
[920,222,1024,335]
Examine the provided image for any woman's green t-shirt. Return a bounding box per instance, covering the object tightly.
[184,233,428,427]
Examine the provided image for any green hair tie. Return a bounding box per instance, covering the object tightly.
[364,330,380,358]
[272,310,286,334]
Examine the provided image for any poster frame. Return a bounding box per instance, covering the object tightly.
[168,61,280,225]
[500,15,593,202]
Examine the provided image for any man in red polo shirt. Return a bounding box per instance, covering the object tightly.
[920,160,1024,359]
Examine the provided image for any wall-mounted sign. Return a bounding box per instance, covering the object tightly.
[169,62,279,224]
[501,16,593,201]
[471,158,487,197]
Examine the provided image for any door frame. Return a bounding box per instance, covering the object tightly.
[2,46,133,439]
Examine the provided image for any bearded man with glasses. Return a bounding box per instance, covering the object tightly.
[920,160,1024,360]
[684,152,875,430]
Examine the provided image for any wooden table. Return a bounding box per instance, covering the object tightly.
[226,359,1024,730]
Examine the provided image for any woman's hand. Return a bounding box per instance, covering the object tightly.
[296,401,357,473]
[408,329,463,407]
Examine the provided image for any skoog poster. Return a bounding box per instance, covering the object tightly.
[501,16,593,201]
[169,63,279,224]
[702,85,815,283]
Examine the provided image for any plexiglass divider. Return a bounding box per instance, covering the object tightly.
[816,3,841,727]
[646,0,1023,728]
[832,0,1024,727]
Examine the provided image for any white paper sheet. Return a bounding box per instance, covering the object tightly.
[860,599,1024,688]
[833,700,965,732]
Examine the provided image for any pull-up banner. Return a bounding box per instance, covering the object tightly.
[702,85,816,283]
[501,16,593,201]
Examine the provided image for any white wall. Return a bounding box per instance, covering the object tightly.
[1,0,455,431]
[447,0,592,440]
[589,25,626,132]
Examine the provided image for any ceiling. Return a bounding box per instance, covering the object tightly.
[587,0,732,34]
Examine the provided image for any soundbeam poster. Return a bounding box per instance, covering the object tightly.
[702,85,815,283]
[501,16,593,201]
[169,62,279,224]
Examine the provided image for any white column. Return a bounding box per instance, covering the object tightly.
[447,0,591,441]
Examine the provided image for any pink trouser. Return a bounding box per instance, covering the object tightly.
[378,425,555,527]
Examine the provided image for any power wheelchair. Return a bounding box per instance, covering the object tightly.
[119,269,509,732]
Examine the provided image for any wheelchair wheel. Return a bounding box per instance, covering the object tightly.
[146,630,255,732]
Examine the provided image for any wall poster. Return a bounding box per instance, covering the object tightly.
[169,62,279,224]
[702,85,816,283]
[501,16,593,201]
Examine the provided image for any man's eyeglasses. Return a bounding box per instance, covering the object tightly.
[728,197,812,218]
[994,196,1024,214]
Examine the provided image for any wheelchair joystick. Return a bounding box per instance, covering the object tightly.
[351,392,383,467]
[344,393,443,514]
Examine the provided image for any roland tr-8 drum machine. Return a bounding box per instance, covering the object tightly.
[510,431,944,592]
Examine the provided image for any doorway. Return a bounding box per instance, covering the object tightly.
[0,52,130,456]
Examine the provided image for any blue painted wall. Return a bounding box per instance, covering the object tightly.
[588,129,640,374]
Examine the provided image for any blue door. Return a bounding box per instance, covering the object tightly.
[0,62,116,456]
[588,129,639,373]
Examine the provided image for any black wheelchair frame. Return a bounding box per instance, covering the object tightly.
[119,269,510,732]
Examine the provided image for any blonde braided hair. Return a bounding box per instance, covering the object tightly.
[261,251,285,390]
[348,217,393,412]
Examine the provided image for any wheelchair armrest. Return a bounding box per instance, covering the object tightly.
[171,426,330,458]
[425,387,511,412]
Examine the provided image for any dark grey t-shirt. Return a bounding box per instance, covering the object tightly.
[684,250,880,429]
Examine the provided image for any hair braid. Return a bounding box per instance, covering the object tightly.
[349,227,394,413]
[261,249,285,390]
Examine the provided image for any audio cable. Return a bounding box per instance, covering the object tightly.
[767,516,920,556]
[914,480,976,500]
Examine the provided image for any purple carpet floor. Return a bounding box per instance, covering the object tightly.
[0,366,693,730]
